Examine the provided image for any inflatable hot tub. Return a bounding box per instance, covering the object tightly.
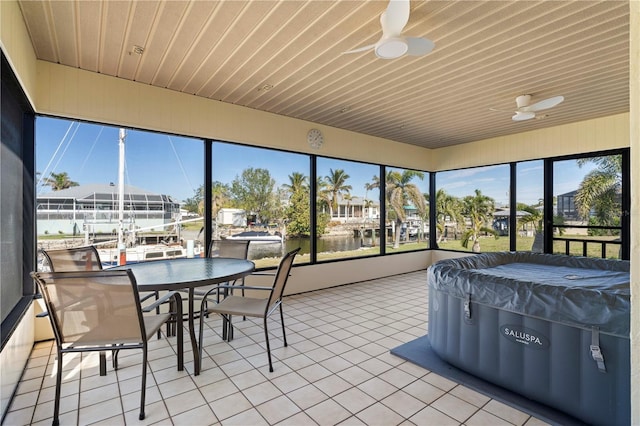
[427,252,630,425]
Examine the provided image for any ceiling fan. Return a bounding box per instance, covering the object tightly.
[343,0,435,60]
[492,94,565,121]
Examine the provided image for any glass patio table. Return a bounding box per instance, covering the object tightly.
[113,257,255,375]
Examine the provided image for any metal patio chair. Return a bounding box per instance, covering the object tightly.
[198,247,300,372]
[183,239,251,339]
[31,269,183,425]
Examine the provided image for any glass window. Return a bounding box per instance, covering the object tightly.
[36,117,204,268]
[516,160,544,252]
[384,167,429,253]
[315,157,380,261]
[212,142,309,267]
[435,164,510,253]
[553,154,623,259]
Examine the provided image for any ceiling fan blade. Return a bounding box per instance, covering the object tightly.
[512,111,536,121]
[405,37,435,56]
[342,44,376,55]
[524,95,564,112]
[381,0,410,37]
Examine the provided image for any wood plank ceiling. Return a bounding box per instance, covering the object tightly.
[17,0,629,149]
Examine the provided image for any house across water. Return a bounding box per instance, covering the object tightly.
[36,183,180,238]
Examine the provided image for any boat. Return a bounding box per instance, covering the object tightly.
[226,231,282,244]
[99,243,196,267]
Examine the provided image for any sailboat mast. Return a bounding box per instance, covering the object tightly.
[117,128,126,248]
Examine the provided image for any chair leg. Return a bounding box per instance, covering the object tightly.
[53,348,63,426]
[99,351,107,376]
[173,293,184,371]
[112,347,120,370]
[279,304,288,347]
[264,317,273,373]
[197,302,206,367]
[139,345,148,421]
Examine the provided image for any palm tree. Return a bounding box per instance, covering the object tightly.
[574,155,622,228]
[315,176,331,214]
[43,172,79,191]
[386,170,425,248]
[324,169,352,219]
[283,172,309,195]
[435,189,463,244]
[460,189,498,252]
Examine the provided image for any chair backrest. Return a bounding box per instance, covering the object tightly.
[41,246,103,272]
[31,270,145,346]
[209,239,250,260]
[266,248,300,312]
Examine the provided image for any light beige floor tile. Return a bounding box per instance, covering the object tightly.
[78,397,123,425]
[157,375,197,399]
[408,406,461,426]
[313,374,352,397]
[242,381,283,406]
[120,385,163,413]
[286,384,329,410]
[449,384,491,407]
[7,389,39,411]
[337,365,374,386]
[336,415,368,425]
[200,377,241,403]
[3,405,35,426]
[333,387,376,414]
[355,401,405,426]
[31,393,78,423]
[79,382,119,408]
[209,392,253,421]
[90,413,125,425]
[163,388,207,417]
[430,393,479,423]
[380,390,426,418]
[274,411,317,426]
[357,377,398,400]
[224,407,269,426]
[465,409,514,426]
[228,368,267,390]
[421,371,458,392]
[305,398,352,426]
[270,371,310,394]
[402,378,446,404]
[296,363,333,382]
[168,403,217,425]
[256,395,301,424]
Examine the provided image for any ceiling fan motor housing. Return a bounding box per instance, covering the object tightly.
[376,38,408,59]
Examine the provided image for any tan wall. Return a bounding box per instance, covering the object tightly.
[0,0,38,107]
[433,113,630,171]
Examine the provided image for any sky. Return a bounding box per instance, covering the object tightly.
[36,116,596,206]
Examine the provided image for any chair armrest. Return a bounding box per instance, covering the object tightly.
[218,284,273,291]
[139,291,158,303]
[142,291,180,312]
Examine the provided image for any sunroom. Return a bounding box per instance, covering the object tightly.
[1,1,638,424]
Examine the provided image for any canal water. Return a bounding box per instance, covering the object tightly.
[249,236,379,260]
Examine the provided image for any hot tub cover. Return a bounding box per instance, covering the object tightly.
[427,252,630,337]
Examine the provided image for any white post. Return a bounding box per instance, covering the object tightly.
[117,129,126,264]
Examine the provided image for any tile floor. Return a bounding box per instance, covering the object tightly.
[4,271,549,426]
